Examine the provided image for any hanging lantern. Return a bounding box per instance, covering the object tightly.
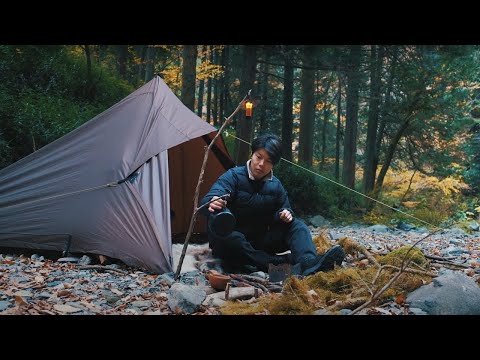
[245,99,254,118]
[241,90,260,120]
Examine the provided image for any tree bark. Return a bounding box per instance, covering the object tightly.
[206,45,213,124]
[180,45,198,111]
[335,74,342,182]
[234,45,257,165]
[281,46,294,161]
[213,48,219,127]
[298,45,315,167]
[116,45,128,80]
[196,45,207,117]
[342,45,361,189]
[144,45,155,82]
[363,45,384,200]
[258,48,270,133]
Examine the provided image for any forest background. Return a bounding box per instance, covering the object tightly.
[1,45,479,231]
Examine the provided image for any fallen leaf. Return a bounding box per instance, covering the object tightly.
[53,304,82,314]
[110,288,124,296]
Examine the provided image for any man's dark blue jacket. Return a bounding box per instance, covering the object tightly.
[199,165,295,236]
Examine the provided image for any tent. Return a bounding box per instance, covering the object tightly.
[0,75,234,274]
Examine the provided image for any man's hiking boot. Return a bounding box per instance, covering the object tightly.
[301,245,346,276]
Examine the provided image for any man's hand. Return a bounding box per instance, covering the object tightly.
[279,209,293,223]
[208,196,227,213]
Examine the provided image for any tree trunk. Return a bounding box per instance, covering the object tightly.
[281,46,294,161]
[116,45,128,80]
[298,45,315,167]
[375,118,411,190]
[363,45,384,199]
[98,45,108,63]
[206,46,213,124]
[234,45,257,165]
[84,45,92,83]
[259,47,270,133]
[213,48,219,127]
[320,78,331,169]
[335,74,342,182]
[197,45,207,117]
[342,45,361,189]
[218,46,226,123]
[180,45,198,111]
[144,45,155,82]
[375,46,398,172]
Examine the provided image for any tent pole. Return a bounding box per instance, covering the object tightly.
[174,91,251,280]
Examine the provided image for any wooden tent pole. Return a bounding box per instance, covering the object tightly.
[174,91,250,280]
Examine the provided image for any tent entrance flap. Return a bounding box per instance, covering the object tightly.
[168,133,234,237]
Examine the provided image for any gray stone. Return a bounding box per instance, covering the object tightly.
[397,222,416,231]
[131,300,151,309]
[309,215,330,228]
[408,307,428,315]
[78,255,93,265]
[469,222,479,232]
[157,273,175,286]
[202,293,227,307]
[407,271,480,315]
[0,301,12,312]
[57,257,80,263]
[167,282,206,314]
[339,309,353,315]
[367,224,390,232]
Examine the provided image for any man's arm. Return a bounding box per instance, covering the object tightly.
[273,181,295,223]
[199,169,236,217]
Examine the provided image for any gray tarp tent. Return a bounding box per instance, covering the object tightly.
[0,75,234,274]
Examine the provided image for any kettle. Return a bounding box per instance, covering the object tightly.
[212,207,236,236]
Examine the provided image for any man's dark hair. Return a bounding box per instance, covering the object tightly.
[251,134,282,165]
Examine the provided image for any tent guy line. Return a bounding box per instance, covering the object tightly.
[223,131,442,231]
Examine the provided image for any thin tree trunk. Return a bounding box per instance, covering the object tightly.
[298,45,315,167]
[335,74,342,182]
[234,45,257,164]
[342,45,361,189]
[320,79,331,169]
[84,45,92,80]
[116,45,128,80]
[218,46,226,123]
[259,47,270,133]
[206,46,213,124]
[197,45,207,117]
[98,45,108,63]
[213,48,219,127]
[144,45,155,82]
[281,46,294,161]
[363,45,384,201]
[180,45,198,111]
[375,46,398,172]
[375,119,411,190]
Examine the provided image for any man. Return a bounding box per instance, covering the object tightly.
[199,134,345,276]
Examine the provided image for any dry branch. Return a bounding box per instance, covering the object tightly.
[76,265,128,275]
[174,91,251,280]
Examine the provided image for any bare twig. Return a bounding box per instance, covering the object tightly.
[351,229,441,315]
[424,254,457,261]
[381,264,438,277]
[359,247,380,267]
[76,265,128,275]
[174,91,251,280]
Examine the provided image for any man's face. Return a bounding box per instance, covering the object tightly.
[250,148,273,180]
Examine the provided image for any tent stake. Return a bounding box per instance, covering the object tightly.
[174,91,251,280]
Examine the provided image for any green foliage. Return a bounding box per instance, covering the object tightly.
[275,162,358,218]
[465,124,480,193]
[0,45,133,169]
